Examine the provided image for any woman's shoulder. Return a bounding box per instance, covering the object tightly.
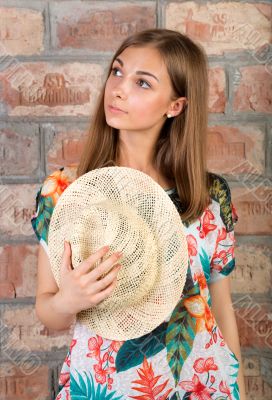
[207,172,238,232]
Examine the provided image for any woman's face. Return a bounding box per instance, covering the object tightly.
[104,46,175,134]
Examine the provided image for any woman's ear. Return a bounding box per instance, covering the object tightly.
[167,97,188,117]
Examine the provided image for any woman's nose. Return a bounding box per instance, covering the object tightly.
[112,81,128,100]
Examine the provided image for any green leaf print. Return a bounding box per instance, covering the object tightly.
[220,259,235,276]
[115,322,167,372]
[169,391,182,400]
[70,368,124,399]
[231,381,240,400]
[208,173,234,232]
[199,247,211,282]
[34,194,54,243]
[229,353,240,399]
[166,299,197,386]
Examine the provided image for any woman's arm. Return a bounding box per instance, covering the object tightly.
[209,275,246,399]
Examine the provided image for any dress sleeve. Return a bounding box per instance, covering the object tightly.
[31,167,74,255]
[208,174,239,284]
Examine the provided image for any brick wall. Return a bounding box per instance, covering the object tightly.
[0,1,271,399]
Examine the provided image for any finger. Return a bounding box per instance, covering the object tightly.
[93,264,121,292]
[77,246,110,275]
[93,277,118,305]
[89,252,122,281]
[61,241,73,271]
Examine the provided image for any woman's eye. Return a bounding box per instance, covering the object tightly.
[111,67,122,77]
[137,79,151,89]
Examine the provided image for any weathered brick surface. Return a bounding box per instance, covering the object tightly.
[43,123,88,173]
[233,66,272,113]
[0,62,104,117]
[0,1,271,398]
[0,123,40,177]
[233,299,271,349]
[208,67,226,113]
[165,2,271,55]
[245,376,272,400]
[243,356,272,399]
[0,183,38,238]
[0,244,38,299]
[231,186,272,235]
[0,363,50,399]
[0,6,44,56]
[51,1,156,52]
[1,304,74,352]
[231,243,272,294]
[207,124,265,175]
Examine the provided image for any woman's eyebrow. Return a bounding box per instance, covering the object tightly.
[114,57,160,82]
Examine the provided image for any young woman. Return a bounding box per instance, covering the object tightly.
[31,29,246,399]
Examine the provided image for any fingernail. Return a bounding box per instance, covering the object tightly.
[103,245,110,251]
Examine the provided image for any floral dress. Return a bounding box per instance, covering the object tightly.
[31,165,240,400]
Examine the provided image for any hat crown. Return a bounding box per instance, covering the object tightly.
[69,201,158,308]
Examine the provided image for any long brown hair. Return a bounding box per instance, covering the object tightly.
[77,28,210,224]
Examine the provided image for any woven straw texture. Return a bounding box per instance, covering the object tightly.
[48,166,188,340]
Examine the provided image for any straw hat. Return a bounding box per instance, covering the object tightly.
[48,166,188,340]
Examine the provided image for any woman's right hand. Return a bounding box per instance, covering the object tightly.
[55,241,123,315]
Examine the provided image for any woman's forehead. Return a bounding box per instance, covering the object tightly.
[114,46,168,80]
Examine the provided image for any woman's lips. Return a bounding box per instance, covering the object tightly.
[108,105,127,114]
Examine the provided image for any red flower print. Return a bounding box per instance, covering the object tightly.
[210,375,215,384]
[184,295,215,334]
[59,372,70,387]
[197,209,217,238]
[86,335,103,361]
[187,234,198,262]
[129,356,173,400]
[64,339,77,367]
[219,380,232,398]
[193,357,218,374]
[93,361,116,385]
[179,374,216,399]
[41,169,71,205]
[109,340,124,353]
[217,250,229,265]
[193,271,207,290]
[217,227,227,243]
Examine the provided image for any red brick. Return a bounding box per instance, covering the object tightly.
[208,68,226,113]
[44,124,88,172]
[242,356,272,399]
[0,7,44,56]
[233,66,272,113]
[1,304,74,352]
[207,124,265,175]
[233,299,272,349]
[0,123,39,176]
[51,1,156,51]
[231,243,272,294]
[0,363,49,399]
[0,244,39,299]
[231,186,272,235]
[245,376,272,399]
[0,184,37,238]
[0,62,103,117]
[165,2,271,55]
